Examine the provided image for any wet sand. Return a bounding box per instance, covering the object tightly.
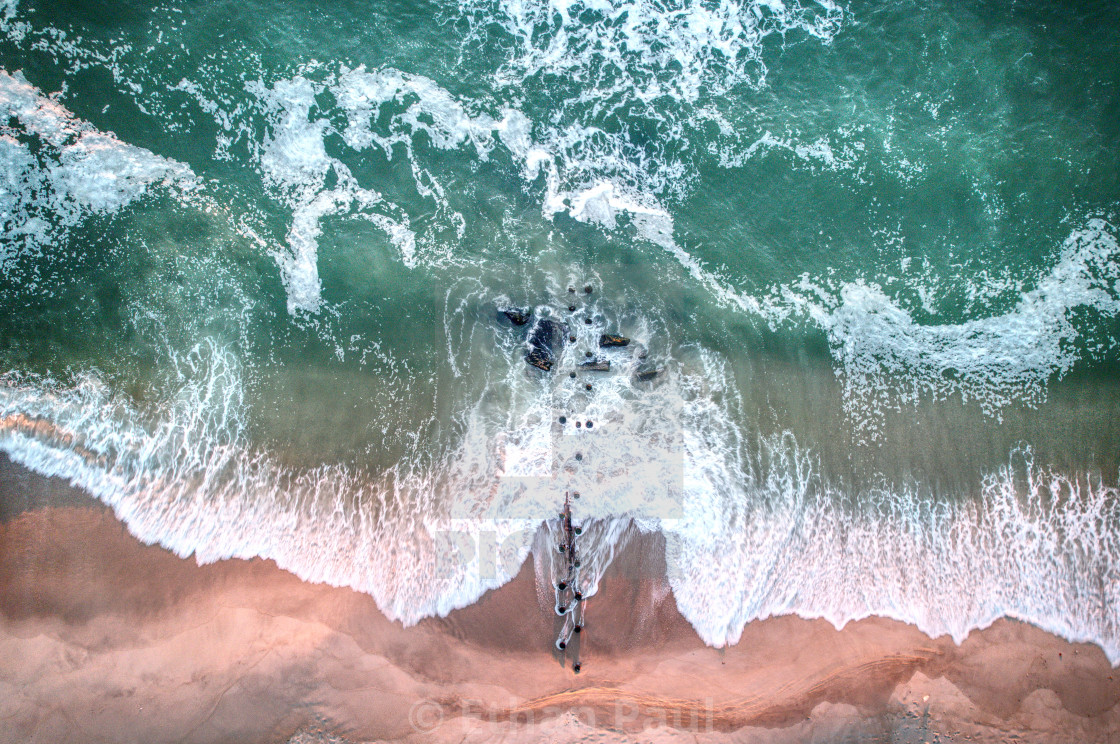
[1,458,1118,743]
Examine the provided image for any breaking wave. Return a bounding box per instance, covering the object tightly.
[2,329,1119,663]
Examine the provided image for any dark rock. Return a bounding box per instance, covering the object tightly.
[636,367,662,382]
[599,334,630,347]
[584,286,593,294]
[525,318,566,371]
[579,359,610,371]
[500,307,531,326]
[526,350,552,371]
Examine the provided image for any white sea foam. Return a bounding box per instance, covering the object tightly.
[0,133,51,262]
[0,285,685,628]
[782,220,1120,439]
[247,73,423,314]
[666,434,1120,662]
[332,66,500,158]
[54,131,192,215]
[246,66,514,314]
[0,294,683,624]
[459,0,844,103]
[0,342,527,624]
[627,218,1120,438]
[478,301,1120,664]
[0,69,195,270]
[242,63,702,315]
[450,0,848,208]
[716,130,863,172]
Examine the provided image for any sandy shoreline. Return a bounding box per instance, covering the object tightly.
[1,457,1118,743]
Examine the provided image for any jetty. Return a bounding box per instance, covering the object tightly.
[497,282,663,673]
[554,490,585,673]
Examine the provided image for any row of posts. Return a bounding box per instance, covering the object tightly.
[554,489,584,673]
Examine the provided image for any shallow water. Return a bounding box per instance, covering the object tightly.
[1,0,1118,659]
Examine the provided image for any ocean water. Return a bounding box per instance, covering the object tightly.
[1,0,1119,659]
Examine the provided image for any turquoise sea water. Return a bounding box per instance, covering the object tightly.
[1,0,1119,657]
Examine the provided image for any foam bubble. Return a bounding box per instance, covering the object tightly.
[253,76,333,203]
[0,296,680,626]
[242,63,709,316]
[246,66,522,314]
[332,66,499,157]
[54,130,192,214]
[448,0,847,214]
[0,133,51,264]
[0,296,675,623]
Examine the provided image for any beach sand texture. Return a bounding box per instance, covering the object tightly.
[1,461,1117,744]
